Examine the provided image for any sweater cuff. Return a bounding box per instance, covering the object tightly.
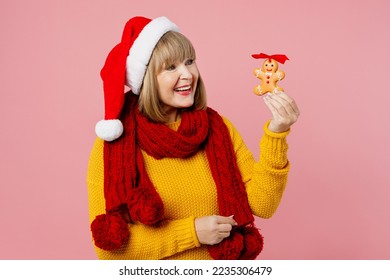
[263,120,290,138]
[174,216,201,252]
[259,120,290,171]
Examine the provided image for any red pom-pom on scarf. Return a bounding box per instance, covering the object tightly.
[208,231,244,260]
[238,226,264,260]
[91,212,129,251]
[208,226,264,260]
[128,187,164,225]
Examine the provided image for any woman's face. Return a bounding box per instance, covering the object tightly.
[156,58,199,119]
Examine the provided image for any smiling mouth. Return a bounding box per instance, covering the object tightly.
[266,69,273,72]
[175,85,191,92]
[174,85,192,95]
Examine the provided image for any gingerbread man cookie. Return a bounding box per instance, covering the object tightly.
[252,53,289,96]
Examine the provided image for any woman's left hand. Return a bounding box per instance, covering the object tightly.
[263,91,300,133]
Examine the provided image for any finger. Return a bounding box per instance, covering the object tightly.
[215,215,237,226]
[268,96,299,127]
[274,92,300,115]
[267,94,295,117]
[210,235,226,245]
[263,94,285,118]
[218,231,231,239]
[218,223,233,233]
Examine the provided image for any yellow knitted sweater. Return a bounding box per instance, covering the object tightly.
[86,118,290,260]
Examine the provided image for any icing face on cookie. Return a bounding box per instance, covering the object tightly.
[262,59,278,73]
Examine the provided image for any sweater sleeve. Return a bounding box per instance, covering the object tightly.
[86,138,200,260]
[222,118,290,219]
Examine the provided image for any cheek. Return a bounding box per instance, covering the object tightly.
[157,76,176,92]
[194,70,199,79]
[191,69,199,82]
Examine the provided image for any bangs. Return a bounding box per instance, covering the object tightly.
[153,31,196,72]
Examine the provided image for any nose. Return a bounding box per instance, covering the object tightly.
[178,64,192,80]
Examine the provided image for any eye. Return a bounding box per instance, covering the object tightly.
[271,64,274,67]
[265,64,268,67]
[185,59,194,66]
[166,64,176,71]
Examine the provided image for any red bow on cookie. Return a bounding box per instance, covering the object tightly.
[252,53,289,64]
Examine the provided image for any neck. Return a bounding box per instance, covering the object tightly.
[164,108,181,124]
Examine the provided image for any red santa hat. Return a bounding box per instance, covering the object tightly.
[95,16,179,141]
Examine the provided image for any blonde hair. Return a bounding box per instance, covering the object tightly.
[139,31,207,122]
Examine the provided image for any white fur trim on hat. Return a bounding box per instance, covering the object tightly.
[126,16,179,94]
[95,119,124,142]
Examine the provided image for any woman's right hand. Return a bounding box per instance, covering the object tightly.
[194,215,237,245]
[263,91,300,133]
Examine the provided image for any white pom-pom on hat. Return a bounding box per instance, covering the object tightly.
[96,16,179,141]
[95,120,124,142]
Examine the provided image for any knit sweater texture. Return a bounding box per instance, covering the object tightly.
[86,117,290,259]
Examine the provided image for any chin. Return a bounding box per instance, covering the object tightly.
[178,102,194,109]
[176,97,195,108]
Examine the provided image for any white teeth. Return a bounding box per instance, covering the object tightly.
[175,86,191,91]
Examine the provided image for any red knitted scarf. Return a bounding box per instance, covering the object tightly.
[91,93,263,259]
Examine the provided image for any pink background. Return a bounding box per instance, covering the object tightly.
[1,0,389,259]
